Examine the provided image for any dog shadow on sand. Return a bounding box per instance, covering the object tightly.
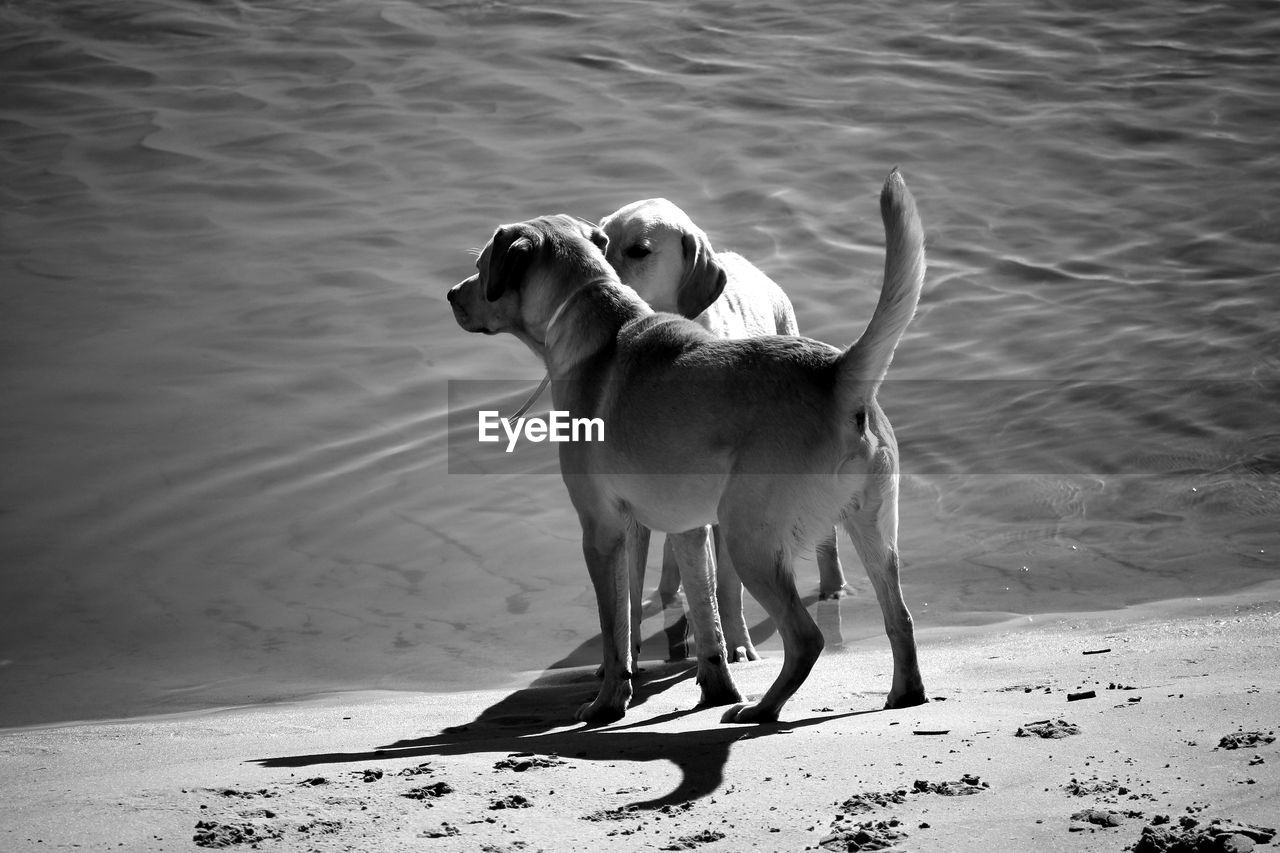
[254,592,881,809]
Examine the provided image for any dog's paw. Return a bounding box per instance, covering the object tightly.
[720,702,779,724]
[884,690,928,710]
[695,655,742,708]
[818,586,849,600]
[576,674,632,725]
[575,699,627,725]
[697,681,744,709]
[728,645,761,663]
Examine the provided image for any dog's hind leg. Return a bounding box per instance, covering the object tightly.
[815,528,849,599]
[713,527,759,662]
[842,475,927,710]
[576,515,635,724]
[719,535,824,724]
[628,524,651,668]
[657,539,690,661]
[668,526,742,708]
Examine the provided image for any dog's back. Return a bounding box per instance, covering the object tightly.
[708,252,799,338]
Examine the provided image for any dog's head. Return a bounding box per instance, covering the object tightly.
[598,198,727,320]
[448,214,612,354]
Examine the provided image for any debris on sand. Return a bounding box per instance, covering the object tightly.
[1073,808,1125,828]
[212,787,275,799]
[419,822,460,838]
[401,782,453,802]
[1065,777,1121,797]
[1016,719,1080,738]
[398,763,433,777]
[819,818,908,851]
[582,805,641,822]
[1216,731,1275,750]
[836,789,909,815]
[834,776,986,817]
[822,778,983,849]
[297,819,341,835]
[193,819,284,848]
[1070,807,1143,830]
[493,752,567,772]
[1062,774,1157,803]
[489,794,533,810]
[660,829,726,849]
[913,775,987,796]
[1129,816,1276,852]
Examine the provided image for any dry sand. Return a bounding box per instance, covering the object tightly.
[3,583,1278,853]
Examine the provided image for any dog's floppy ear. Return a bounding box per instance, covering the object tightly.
[587,225,608,255]
[484,225,537,302]
[565,214,609,255]
[675,230,727,318]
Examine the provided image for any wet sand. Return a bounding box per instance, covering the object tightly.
[4,583,1276,852]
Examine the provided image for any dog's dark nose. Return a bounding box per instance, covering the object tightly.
[446,285,458,304]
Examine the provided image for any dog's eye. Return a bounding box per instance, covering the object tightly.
[624,245,651,260]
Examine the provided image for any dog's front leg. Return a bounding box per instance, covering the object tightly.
[576,517,634,724]
[816,529,849,599]
[668,526,742,708]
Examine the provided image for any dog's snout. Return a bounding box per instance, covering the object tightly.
[447,285,458,304]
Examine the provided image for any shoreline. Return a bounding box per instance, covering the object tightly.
[10,577,1279,736]
[3,583,1278,851]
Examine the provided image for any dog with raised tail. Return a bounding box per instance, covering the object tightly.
[448,169,927,724]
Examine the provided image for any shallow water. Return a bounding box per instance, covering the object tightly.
[2,0,1278,727]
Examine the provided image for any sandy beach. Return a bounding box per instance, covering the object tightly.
[4,583,1276,853]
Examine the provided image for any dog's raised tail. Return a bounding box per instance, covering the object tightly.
[838,168,926,399]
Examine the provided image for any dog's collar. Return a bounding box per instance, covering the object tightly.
[508,279,607,420]
[510,281,593,419]
[543,291,576,344]
[526,277,620,413]
[543,277,614,337]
